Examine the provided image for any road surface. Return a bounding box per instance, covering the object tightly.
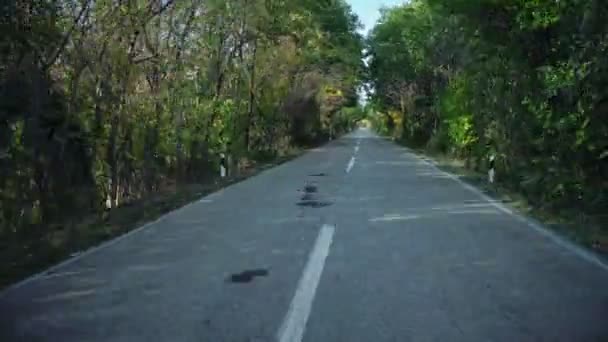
[1,128,607,342]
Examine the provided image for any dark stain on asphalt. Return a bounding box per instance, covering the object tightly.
[301,193,315,201]
[297,201,333,208]
[303,184,318,193]
[297,182,331,207]
[309,173,327,177]
[227,269,269,284]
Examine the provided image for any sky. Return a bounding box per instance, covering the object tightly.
[346,0,407,35]
[347,0,406,103]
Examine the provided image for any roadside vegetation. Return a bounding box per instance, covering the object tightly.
[0,0,365,287]
[366,0,607,252]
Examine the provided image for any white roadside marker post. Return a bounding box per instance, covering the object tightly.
[488,154,496,184]
[220,153,227,178]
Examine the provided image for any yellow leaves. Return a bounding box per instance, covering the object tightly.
[388,110,403,126]
[372,109,404,139]
[323,85,343,97]
[446,115,477,149]
[319,84,346,117]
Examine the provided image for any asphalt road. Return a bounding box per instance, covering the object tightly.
[1,128,607,342]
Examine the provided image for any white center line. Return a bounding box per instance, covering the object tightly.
[350,139,361,168]
[277,224,335,342]
[346,156,356,173]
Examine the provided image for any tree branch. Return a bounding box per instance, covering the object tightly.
[150,0,176,17]
[175,3,199,62]
[43,0,93,70]
[133,55,158,64]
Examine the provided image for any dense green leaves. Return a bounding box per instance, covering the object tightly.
[1,0,363,241]
[367,0,607,215]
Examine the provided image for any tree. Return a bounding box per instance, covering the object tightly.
[366,0,608,215]
[0,0,364,252]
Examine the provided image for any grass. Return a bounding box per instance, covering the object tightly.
[0,149,303,290]
[404,144,608,257]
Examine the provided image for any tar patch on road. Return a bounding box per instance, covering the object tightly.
[309,173,327,177]
[297,182,333,208]
[301,193,315,201]
[297,201,333,208]
[303,184,318,193]
[227,269,269,284]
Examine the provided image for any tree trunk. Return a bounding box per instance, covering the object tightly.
[106,111,119,209]
[144,0,163,192]
[245,38,258,151]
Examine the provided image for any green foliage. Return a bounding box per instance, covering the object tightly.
[367,0,608,214]
[0,0,363,243]
[435,76,477,155]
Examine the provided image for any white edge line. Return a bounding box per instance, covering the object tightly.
[370,214,421,222]
[277,224,335,342]
[405,147,608,273]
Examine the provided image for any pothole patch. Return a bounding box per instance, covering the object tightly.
[309,173,327,177]
[296,201,333,208]
[227,269,269,284]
